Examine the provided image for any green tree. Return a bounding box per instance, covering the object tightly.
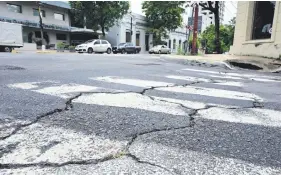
[198,1,221,53]
[201,23,235,53]
[142,1,185,46]
[70,1,129,36]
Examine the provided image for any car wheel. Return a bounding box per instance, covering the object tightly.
[158,50,161,54]
[106,48,112,54]
[87,48,93,54]
[4,47,11,52]
[121,49,126,54]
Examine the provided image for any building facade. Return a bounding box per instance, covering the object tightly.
[0,1,101,50]
[230,1,281,58]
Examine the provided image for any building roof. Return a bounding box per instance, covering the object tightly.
[41,1,71,9]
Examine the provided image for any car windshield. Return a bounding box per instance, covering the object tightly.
[118,43,126,46]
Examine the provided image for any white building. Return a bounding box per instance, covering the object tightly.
[187,2,225,33]
[0,1,102,50]
[106,13,188,53]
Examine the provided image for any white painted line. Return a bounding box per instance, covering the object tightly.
[208,74,243,80]
[7,81,59,90]
[34,84,101,98]
[198,108,281,127]
[214,81,244,87]
[0,123,127,164]
[151,96,239,109]
[166,75,210,82]
[91,76,174,88]
[166,75,243,87]
[7,82,38,90]
[151,96,206,109]
[156,86,263,101]
[182,68,281,82]
[249,78,281,82]
[182,68,220,74]
[74,93,188,116]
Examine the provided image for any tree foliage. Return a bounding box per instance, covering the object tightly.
[142,1,185,46]
[198,1,221,53]
[69,1,129,36]
[201,17,235,54]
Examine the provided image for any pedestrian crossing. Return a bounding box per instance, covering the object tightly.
[3,67,281,174]
[6,67,281,128]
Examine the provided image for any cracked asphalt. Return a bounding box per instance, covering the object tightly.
[1,53,281,174]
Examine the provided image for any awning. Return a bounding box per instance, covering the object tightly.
[70,27,107,35]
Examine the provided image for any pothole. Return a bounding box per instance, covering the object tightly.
[0,65,26,70]
[227,61,263,70]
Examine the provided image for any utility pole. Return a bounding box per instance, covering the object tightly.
[186,5,194,54]
[130,16,133,42]
[37,2,45,50]
[191,3,198,55]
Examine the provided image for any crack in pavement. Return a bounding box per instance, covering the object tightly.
[139,81,202,95]
[125,154,178,175]
[0,93,82,141]
[0,80,266,172]
[0,154,117,169]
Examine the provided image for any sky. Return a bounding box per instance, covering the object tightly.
[130,0,237,25]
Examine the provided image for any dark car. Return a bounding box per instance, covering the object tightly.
[112,43,141,54]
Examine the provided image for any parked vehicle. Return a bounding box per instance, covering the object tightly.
[112,43,141,54]
[0,22,23,52]
[75,39,112,54]
[149,45,170,54]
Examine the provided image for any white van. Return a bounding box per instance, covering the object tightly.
[75,39,112,54]
[0,22,23,52]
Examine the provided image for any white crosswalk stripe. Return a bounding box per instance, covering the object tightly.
[7,67,281,129]
[3,67,281,174]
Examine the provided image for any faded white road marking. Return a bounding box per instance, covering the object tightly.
[214,81,244,87]
[182,68,281,82]
[166,75,210,82]
[152,96,239,109]
[7,82,38,89]
[34,84,101,98]
[151,96,207,109]
[0,123,127,164]
[74,93,189,116]
[91,76,174,88]
[7,81,59,90]
[166,75,243,87]
[182,68,220,74]
[208,74,243,80]
[198,108,281,127]
[157,86,262,101]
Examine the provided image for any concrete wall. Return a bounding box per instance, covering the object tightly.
[230,1,281,58]
[0,1,70,27]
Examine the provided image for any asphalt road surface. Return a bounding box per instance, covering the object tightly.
[1,53,281,175]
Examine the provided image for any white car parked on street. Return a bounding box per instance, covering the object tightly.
[149,45,171,54]
[75,39,112,54]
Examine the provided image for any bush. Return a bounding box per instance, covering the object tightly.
[57,42,65,49]
[177,45,185,55]
[69,45,75,50]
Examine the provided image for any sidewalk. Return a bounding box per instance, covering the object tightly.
[163,54,281,73]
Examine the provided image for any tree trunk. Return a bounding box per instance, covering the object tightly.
[38,6,44,46]
[101,27,105,37]
[214,8,220,53]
